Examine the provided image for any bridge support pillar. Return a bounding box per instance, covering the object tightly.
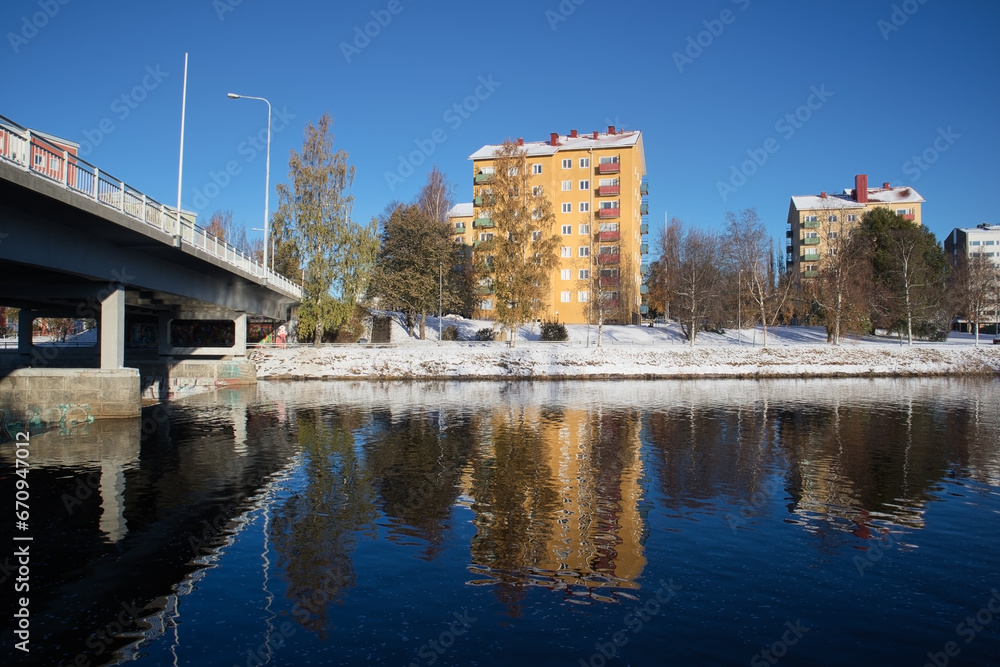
[234,313,247,356]
[17,309,33,356]
[101,286,125,370]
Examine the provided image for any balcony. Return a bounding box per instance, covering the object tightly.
[601,300,621,310]
[475,285,494,296]
[903,214,915,221]
[597,207,620,219]
[802,237,820,245]
[598,231,620,242]
[597,185,620,196]
[640,223,649,235]
[786,229,793,238]
[454,224,466,232]
[802,220,821,229]
[802,253,820,262]
[639,285,649,295]
[473,217,494,229]
[639,304,649,315]
[597,254,620,265]
[474,195,494,206]
[640,182,648,196]
[474,173,493,184]
[598,162,620,174]
[640,243,649,254]
[803,271,819,278]
[599,276,620,287]
[640,203,649,215]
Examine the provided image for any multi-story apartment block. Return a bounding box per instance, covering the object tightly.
[944,224,1000,265]
[787,174,925,278]
[460,126,649,325]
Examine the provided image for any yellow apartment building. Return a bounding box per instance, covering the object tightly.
[455,126,649,324]
[787,174,925,279]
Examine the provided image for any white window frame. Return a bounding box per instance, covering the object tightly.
[561,224,572,235]
[579,202,590,213]
[579,291,590,303]
[580,157,590,168]
[562,158,572,169]
[561,246,572,258]
[561,203,572,214]
[532,164,542,175]
[579,180,590,190]
[532,185,542,196]
[579,246,590,257]
[560,291,572,303]
[561,269,571,280]
[561,180,572,191]
[579,224,590,235]
[579,269,590,280]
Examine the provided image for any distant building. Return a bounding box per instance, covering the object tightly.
[944,223,1000,265]
[465,126,649,324]
[787,174,925,279]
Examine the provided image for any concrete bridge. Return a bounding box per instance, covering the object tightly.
[0,114,301,421]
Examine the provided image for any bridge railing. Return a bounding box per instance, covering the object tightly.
[0,113,302,299]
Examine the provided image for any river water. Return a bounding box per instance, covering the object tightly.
[2,378,999,666]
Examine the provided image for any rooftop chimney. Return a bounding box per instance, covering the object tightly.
[593,131,598,139]
[517,138,523,146]
[854,174,868,203]
[608,125,615,134]
[820,191,827,198]
[550,132,560,146]
[570,129,578,138]
[883,182,890,189]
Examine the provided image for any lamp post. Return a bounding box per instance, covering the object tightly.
[227,93,271,273]
[252,227,274,267]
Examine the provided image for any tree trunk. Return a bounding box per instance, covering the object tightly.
[313,320,322,348]
[689,315,697,347]
[419,310,426,340]
[759,303,768,347]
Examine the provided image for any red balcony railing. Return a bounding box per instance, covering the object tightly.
[599,276,620,287]
[597,254,620,265]
[597,208,620,219]
[598,231,620,242]
[903,214,915,221]
[597,185,620,196]
[598,162,620,174]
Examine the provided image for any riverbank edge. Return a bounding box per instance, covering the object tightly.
[252,345,1000,382]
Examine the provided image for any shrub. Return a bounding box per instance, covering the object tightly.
[442,325,459,341]
[540,321,568,341]
[474,327,495,341]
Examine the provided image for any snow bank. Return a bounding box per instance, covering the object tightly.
[253,323,1000,381]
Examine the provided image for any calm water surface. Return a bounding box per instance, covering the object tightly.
[2,378,999,666]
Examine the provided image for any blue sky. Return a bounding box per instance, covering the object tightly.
[3,0,998,253]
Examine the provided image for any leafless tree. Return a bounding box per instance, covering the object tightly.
[949,250,998,346]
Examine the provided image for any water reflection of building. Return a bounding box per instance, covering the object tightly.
[465,405,646,603]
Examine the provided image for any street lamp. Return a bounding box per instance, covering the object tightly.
[252,227,274,267]
[227,92,271,273]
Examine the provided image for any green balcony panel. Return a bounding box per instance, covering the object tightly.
[474,218,495,229]
[640,223,649,235]
[640,183,649,196]
[802,253,820,261]
[802,220,821,229]
[802,237,821,245]
[640,243,649,254]
[803,271,819,278]
[640,203,649,215]
[474,173,493,184]
[640,285,649,295]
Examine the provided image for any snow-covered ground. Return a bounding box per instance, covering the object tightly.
[253,316,1000,380]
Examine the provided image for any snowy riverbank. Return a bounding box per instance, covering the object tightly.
[252,322,1000,381]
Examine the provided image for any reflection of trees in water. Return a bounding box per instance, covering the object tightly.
[270,407,376,636]
[468,406,645,613]
[362,409,473,559]
[646,402,786,510]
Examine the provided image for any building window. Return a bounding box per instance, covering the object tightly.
[971,241,981,246]
[897,208,912,215]
[454,236,463,243]
[562,158,572,169]
[599,201,617,210]
[985,240,996,246]
[480,299,494,310]
[579,269,590,280]
[532,164,542,175]
[804,215,817,222]
[561,269,571,280]
[829,231,838,239]
[561,291,572,303]
[828,215,838,222]
[847,214,856,222]
[454,222,464,229]
[479,232,493,241]
[579,246,590,257]
[561,180,572,191]
[599,156,619,164]
[580,158,590,168]
[507,166,519,176]
[599,246,617,255]
[561,225,572,235]
[561,203,572,214]
[580,202,590,212]
[579,291,590,303]
[561,246,572,258]
[532,231,542,242]
[579,224,590,235]
[805,232,818,239]
[579,180,590,190]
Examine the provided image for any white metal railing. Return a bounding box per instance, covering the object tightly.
[0,113,302,299]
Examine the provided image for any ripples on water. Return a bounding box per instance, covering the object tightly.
[2,378,999,665]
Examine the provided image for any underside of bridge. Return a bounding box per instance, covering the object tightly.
[0,159,300,421]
